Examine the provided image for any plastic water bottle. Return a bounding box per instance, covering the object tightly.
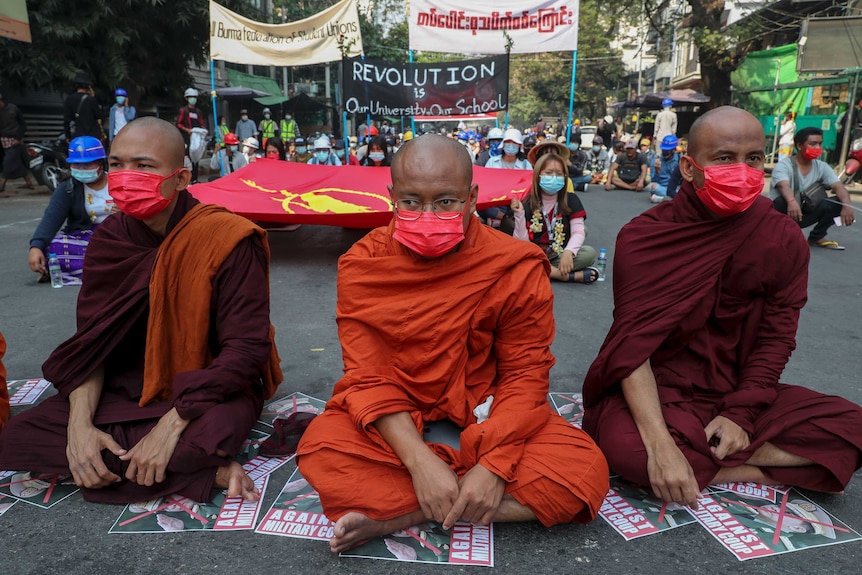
[48,253,63,288]
[596,249,607,282]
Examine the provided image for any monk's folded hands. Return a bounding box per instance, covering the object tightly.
[120,407,189,486]
[704,415,751,460]
[443,463,505,529]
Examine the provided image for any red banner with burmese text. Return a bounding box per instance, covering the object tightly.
[189,160,531,228]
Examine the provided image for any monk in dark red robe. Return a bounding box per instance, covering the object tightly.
[0,333,8,434]
[0,118,281,504]
[583,107,862,509]
[297,135,608,553]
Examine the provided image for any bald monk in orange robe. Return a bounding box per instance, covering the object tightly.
[297,135,609,553]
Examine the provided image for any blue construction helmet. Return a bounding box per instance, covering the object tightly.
[660,134,679,151]
[115,88,127,97]
[662,98,673,108]
[67,136,106,164]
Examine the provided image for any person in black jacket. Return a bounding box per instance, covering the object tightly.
[0,92,37,191]
[28,137,111,283]
[63,72,103,143]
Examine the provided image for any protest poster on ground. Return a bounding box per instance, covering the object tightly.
[256,469,334,540]
[0,472,17,517]
[110,454,283,533]
[257,469,494,565]
[257,391,326,427]
[0,495,16,517]
[408,0,579,55]
[598,476,696,540]
[0,472,79,508]
[342,521,494,566]
[209,0,362,67]
[7,378,52,406]
[548,391,584,428]
[236,429,271,464]
[692,487,861,560]
[341,55,508,118]
[110,493,227,534]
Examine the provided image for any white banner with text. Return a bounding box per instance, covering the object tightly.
[209,0,363,66]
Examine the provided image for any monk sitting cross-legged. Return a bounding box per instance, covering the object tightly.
[297,134,609,553]
[582,106,862,510]
[0,118,282,504]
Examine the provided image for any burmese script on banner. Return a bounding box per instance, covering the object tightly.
[408,0,579,55]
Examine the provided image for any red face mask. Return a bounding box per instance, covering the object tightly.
[266,152,280,160]
[393,211,466,258]
[688,158,764,217]
[108,168,182,220]
[801,146,822,160]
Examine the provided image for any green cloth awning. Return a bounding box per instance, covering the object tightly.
[226,69,288,105]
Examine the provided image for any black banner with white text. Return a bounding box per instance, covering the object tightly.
[341,55,508,117]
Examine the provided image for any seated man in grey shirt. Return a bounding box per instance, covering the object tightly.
[772,127,855,250]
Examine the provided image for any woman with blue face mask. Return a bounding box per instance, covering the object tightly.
[485,128,532,170]
[510,153,599,283]
[361,135,391,167]
[27,136,111,284]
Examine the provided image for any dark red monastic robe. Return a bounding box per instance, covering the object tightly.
[0,191,275,503]
[583,181,862,492]
[0,333,8,434]
[297,217,609,527]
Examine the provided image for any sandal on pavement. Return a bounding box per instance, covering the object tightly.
[568,266,600,284]
[809,239,845,250]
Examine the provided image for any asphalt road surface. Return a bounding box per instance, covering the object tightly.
[0,182,860,575]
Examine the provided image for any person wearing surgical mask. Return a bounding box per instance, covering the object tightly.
[307,136,342,166]
[510,153,598,283]
[586,135,611,185]
[108,88,136,142]
[28,136,112,283]
[361,135,391,167]
[209,132,248,177]
[485,128,531,170]
[333,139,359,166]
[291,137,313,163]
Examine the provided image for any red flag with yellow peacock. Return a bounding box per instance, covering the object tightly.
[189,160,531,228]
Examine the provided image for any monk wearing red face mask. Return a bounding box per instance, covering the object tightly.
[297,134,608,553]
[582,106,862,510]
[0,117,282,504]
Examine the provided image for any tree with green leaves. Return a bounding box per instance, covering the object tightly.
[0,0,260,102]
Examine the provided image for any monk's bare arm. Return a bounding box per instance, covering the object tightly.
[622,359,700,509]
[66,365,127,489]
[373,412,459,524]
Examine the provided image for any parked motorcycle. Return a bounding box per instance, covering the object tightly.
[25,133,68,192]
[839,134,862,187]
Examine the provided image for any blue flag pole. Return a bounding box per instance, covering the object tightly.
[566,50,578,145]
[210,59,225,177]
[409,50,417,136]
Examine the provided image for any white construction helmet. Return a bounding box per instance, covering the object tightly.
[487,127,505,140]
[243,137,259,150]
[313,136,332,150]
[503,128,523,145]
[184,88,199,98]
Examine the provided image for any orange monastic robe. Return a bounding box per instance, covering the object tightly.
[297,217,608,527]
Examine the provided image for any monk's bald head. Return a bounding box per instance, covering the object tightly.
[687,106,764,160]
[391,134,473,188]
[113,116,186,170]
